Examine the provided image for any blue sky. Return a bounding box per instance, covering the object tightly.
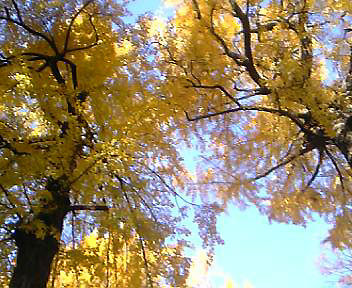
[127,1,333,287]
[181,148,331,288]
[211,207,329,287]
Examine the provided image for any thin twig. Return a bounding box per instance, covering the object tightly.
[22,185,33,213]
[0,14,59,54]
[191,0,202,19]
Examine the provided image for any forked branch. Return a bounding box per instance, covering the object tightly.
[63,0,95,53]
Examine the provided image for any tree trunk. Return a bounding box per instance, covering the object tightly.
[9,176,71,288]
[9,227,62,288]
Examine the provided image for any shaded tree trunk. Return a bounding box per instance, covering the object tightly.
[9,176,71,288]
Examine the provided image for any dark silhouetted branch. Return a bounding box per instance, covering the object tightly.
[70,205,109,212]
[64,0,95,54]
[185,82,242,107]
[186,105,308,133]
[302,151,323,192]
[11,0,23,24]
[251,146,312,182]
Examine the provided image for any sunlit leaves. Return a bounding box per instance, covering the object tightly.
[50,230,191,287]
[0,0,223,286]
[150,0,352,249]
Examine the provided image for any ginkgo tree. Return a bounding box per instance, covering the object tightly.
[3,0,352,287]
[151,0,352,252]
[0,1,223,287]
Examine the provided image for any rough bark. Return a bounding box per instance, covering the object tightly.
[9,176,71,288]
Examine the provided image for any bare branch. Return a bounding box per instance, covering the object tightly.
[191,0,202,19]
[120,187,153,288]
[138,235,153,288]
[69,156,102,186]
[302,151,323,192]
[325,147,345,191]
[208,7,246,66]
[11,0,23,24]
[129,185,159,223]
[186,105,308,133]
[251,146,312,182]
[22,185,33,213]
[62,57,78,89]
[0,53,14,67]
[0,134,30,156]
[0,14,59,54]
[69,205,109,212]
[185,81,242,107]
[0,184,22,220]
[230,1,264,88]
[249,21,279,33]
[147,167,200,207]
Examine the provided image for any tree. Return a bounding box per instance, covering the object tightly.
[50,230,190,287]
[3,0,352,286]
[0,1,223,287]
[320,244,352,287]
[150,0,352,248]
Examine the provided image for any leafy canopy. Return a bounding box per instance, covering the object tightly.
[0,0,222,286]
[150,0,352,248]
[3,0,352,286]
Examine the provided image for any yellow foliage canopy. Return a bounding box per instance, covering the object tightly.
[152,0,352,249]
[0,1,222,286]
[3,0,352,286]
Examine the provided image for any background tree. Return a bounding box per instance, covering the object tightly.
[320,243,352,287]
[49,230,190,287]
[151,0,352,249]
[0,1,223,287]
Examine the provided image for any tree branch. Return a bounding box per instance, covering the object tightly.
[69,205,109,212]
[185,81,241,107]
[325,147,345,191]
[121,187,153,288]
[62,57,78,89]
[0,134,30,156]
[147,167,200,207]
[0,13,59,54]
[191,0,202,19]
[302,150,323,192]
[186,105,308,133]
[251,146,312,182]
[230,1,264,88]
[0,183,22,220]
[11,0,23,24]
[63,0,95,54]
